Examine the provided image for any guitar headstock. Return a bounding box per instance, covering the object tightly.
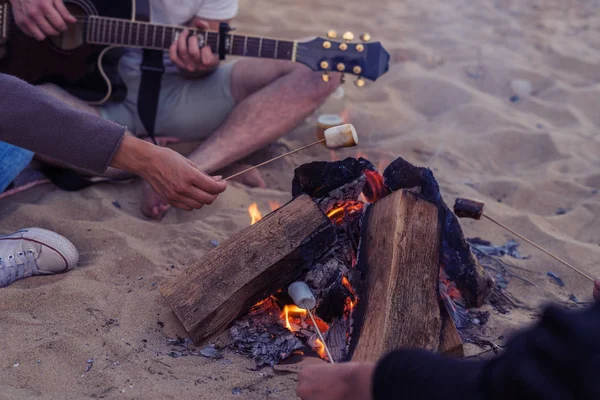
[295,31,390,87]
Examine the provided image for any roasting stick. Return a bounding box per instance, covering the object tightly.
[454,198,595,282]
[225,124,359,181]
[288,282,336,364]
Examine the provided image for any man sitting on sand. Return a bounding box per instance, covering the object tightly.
[9,0,339,219]
[0,73,226,288]
[298,279,600,400]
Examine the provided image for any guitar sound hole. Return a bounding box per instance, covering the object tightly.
[48,3,87,51]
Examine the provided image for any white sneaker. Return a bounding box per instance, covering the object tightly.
[0,228,79,288]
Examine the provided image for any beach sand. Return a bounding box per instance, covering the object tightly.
[2,0,600,398]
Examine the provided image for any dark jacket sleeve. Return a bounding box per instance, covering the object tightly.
[373,301,600,400]
[0,73,125,173]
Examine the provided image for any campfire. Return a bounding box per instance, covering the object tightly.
[160,156,493,367]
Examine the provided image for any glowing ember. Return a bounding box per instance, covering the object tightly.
[268,200,281,212]
[248,203,263,225]
[342,276,356,297]
[327,201,364,224]
[315,338,327,359]
[363,169,388,203]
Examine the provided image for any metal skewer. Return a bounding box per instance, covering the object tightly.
[288,281,335,364]
[454,197,595,282]
[224,139,325,181]
[303,300,335,364]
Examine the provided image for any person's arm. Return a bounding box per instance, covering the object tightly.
[298,293,600,400]
[0,73,125,173]
[0,73,227,210]
[373,301,600,400]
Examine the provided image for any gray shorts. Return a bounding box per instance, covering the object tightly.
[100,54,236,141]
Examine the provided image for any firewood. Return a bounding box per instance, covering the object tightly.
[351,190,444,362]
[160,194,335,344]
[438,300,464,357]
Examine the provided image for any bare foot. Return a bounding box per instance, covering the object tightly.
[221,163,267,188]
[140,181,171,219]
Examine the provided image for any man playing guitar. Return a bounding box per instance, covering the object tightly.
[9,0,341,219]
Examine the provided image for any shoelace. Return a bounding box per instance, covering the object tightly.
[0,249,38,288]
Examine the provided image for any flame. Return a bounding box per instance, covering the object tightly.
[377,158,389,174]
[363,170,388,203]
[268,200,281,212]
[281,304,307,332]
[342,276,358,311]
[326,201,364,224]
[248,203,263,225]
[342,276,356,297]
[315,338,326,359]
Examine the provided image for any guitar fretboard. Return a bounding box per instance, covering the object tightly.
[86,16,295,61]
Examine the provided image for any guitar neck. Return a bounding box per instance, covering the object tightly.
[86,16,296,61]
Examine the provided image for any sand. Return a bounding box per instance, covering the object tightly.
[2,0,600,398]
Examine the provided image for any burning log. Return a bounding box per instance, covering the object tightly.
[351,190,446,362]
[160,194,335,344]
[383,157,493,308]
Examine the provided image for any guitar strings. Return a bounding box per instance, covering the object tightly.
[5,23,291,53]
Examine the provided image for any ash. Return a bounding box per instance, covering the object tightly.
[230,298,304,367]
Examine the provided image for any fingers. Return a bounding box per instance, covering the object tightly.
[201,46,219,68]
[169,27,214,72]
[16,0,73,41]
[178,29,192,70]
[188,35,202,64]
[170,29,191,70]
[27,24,46,41]
[53,0,76,24]
[43,1,68,32]
[193,18,211,30]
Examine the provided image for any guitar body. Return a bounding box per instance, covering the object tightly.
[0,0,149,103]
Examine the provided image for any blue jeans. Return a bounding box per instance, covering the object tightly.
[0,141,34,193]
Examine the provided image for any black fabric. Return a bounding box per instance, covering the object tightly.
[138,49,165,144]
[43,166,95,191]
[373,301,600,400]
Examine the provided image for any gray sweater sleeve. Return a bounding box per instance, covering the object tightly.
[0,73,125,173]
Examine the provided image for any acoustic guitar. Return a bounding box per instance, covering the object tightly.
[0,0,390,104]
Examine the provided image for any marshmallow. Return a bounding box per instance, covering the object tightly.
[324,124,358,149]
[288,281,316,310]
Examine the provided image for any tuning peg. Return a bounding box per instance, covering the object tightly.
[342,31,354,42]
[321,72,330,83]
[354,77,366,87]
[326,30,338,39]
[360,33,371,42]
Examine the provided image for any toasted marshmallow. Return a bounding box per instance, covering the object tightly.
[324,124,358,148]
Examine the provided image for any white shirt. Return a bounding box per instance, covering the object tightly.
[119,0,239,73]
[150,0,239,25]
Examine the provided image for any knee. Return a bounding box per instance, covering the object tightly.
[291,65,340,102]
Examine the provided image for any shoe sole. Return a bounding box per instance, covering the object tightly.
[19,228,79,272]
